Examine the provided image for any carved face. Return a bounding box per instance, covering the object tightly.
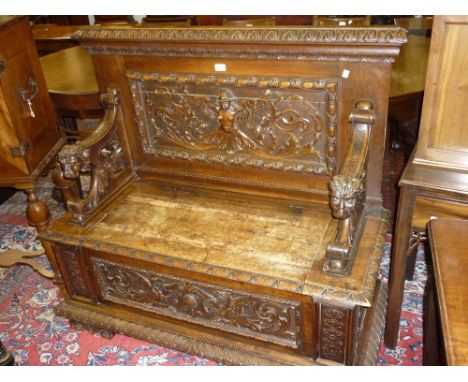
[219,99,231,111]
[60,155,82,179]
[329,175,363,219]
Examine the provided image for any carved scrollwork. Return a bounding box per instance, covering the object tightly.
[324,101,374,275]
[55,88,128,225]
[129,71,338,175]
[92,258,302,349]
[319,304,348,363]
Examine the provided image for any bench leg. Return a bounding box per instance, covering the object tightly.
[384,185,416,348]
[25,189,50,232]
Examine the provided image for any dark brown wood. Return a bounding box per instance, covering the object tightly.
[425,219,468,365]
[388,33,430,156]
[385,16,468,348]
[313,16,371,27]
[39,45,102,139]
[39,46,102,137]
[39,25,405,365]
[0,339,15,366]
[142,16,197,26]
[32,24,84,55]
[94,16,135,24]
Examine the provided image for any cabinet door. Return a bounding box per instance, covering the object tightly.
[0,84,29,182]
[0,17,61,177]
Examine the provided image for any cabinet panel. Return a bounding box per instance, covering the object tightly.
[0,16,61,185]
[0,85,29,179]
[429,23,468,152]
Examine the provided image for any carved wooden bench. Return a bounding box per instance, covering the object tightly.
[38,26,406,365]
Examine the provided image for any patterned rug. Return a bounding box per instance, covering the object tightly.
[0,176,426,366]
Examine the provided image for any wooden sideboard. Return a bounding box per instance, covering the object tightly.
[385,16,468,348]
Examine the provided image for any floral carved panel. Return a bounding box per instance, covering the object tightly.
[92,258,303,349]
[128,72,338,175]
[319,303,349,364]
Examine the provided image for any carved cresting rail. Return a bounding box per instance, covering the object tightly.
[53,88,129,224]
[324,101,374,275]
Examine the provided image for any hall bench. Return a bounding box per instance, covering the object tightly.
[36,25,406,365]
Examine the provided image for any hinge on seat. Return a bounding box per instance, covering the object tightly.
[10,141,30,158]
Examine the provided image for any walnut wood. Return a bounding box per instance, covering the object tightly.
[40,25,404,365]
[312,16,371,27]
[0,16,63,276]
[32,24,85,54]
[385,185,416,348]
[388,34,430,156]
[39,46,101,118]
[389,34,430,99]
[222,17,276,27]
[426,219,468,365]
[385,16,468,348]
[324,101,374,274]
[0,248,53,278]
[413,16,468,171]
[0,16,63,215]
[394,17,433,34]
[0,16,62,190]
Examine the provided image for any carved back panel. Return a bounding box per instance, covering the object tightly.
[75,26,405,201]
[129,72,338,176]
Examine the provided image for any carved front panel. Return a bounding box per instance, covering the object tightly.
[129,72,338,174]
[92,257,303,349]
[319,303,350,364]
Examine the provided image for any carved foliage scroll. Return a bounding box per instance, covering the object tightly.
[129,72,338,175]
[92,258,303,349]
[319,303,349,364]
[57,89,129,225]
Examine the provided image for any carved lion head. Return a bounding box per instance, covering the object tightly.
[329,175,363,219]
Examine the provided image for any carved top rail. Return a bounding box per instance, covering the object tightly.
[73,26,407,62]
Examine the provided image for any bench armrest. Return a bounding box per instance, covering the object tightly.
[324,100,374,275]
[53,88,130,224]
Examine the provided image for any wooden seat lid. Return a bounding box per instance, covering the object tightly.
[40,179,387,306]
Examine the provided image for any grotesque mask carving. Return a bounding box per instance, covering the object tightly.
[329,175,363,219]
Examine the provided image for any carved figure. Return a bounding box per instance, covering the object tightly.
[329,175,363,219]
[217,89,236,134]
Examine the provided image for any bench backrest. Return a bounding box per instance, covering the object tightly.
[75,26,405,203]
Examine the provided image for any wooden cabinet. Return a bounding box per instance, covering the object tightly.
[385,16,468,348]
[0,16,64,228]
